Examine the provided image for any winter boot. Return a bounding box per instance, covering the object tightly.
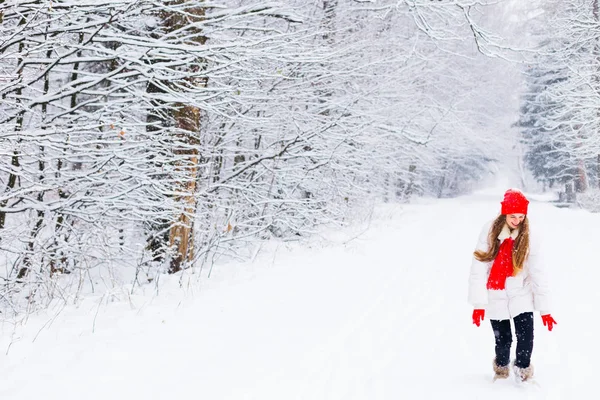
[493,359,510,381]
[512,363,534,383]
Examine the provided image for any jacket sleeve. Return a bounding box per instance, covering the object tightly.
[468,222,492,308]
[527,236,551,315]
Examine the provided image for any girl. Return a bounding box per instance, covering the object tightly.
[468,189,556,382]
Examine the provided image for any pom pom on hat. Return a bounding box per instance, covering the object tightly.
[501,189,529,215]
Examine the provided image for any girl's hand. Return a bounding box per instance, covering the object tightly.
[472,309,485,327]
[541,314,557,331]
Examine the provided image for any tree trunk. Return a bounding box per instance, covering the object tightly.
[21,42,54,277]
[404,164,417,198]
[168,105,202,273]
[322,0,338,43]
[46,32,86,277]
[0,16,26,235]
[575,160,588,193]
[162,1,207,274]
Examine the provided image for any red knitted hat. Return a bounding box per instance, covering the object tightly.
[501,189,529,215]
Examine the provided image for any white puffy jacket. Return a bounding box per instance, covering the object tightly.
[468,220,551,321]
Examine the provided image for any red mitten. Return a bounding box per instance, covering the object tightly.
[541,314,557,331]
[472,309,485,327]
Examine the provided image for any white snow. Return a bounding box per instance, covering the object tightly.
[0,188,592,399]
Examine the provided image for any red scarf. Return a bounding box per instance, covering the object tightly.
[486,237,514,290]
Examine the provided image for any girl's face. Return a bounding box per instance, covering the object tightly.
[506,214,525,229]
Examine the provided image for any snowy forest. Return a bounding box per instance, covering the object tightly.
[0,0,598,316]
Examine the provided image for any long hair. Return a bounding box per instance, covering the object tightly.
[474,214,530,275]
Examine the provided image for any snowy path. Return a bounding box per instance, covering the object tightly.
[0,190,595,399]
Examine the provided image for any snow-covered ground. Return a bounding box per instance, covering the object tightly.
[0,188,593,399]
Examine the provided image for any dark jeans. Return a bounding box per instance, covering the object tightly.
[490,312,534,369]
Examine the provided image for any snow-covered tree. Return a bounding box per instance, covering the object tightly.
[0,0,535,314]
